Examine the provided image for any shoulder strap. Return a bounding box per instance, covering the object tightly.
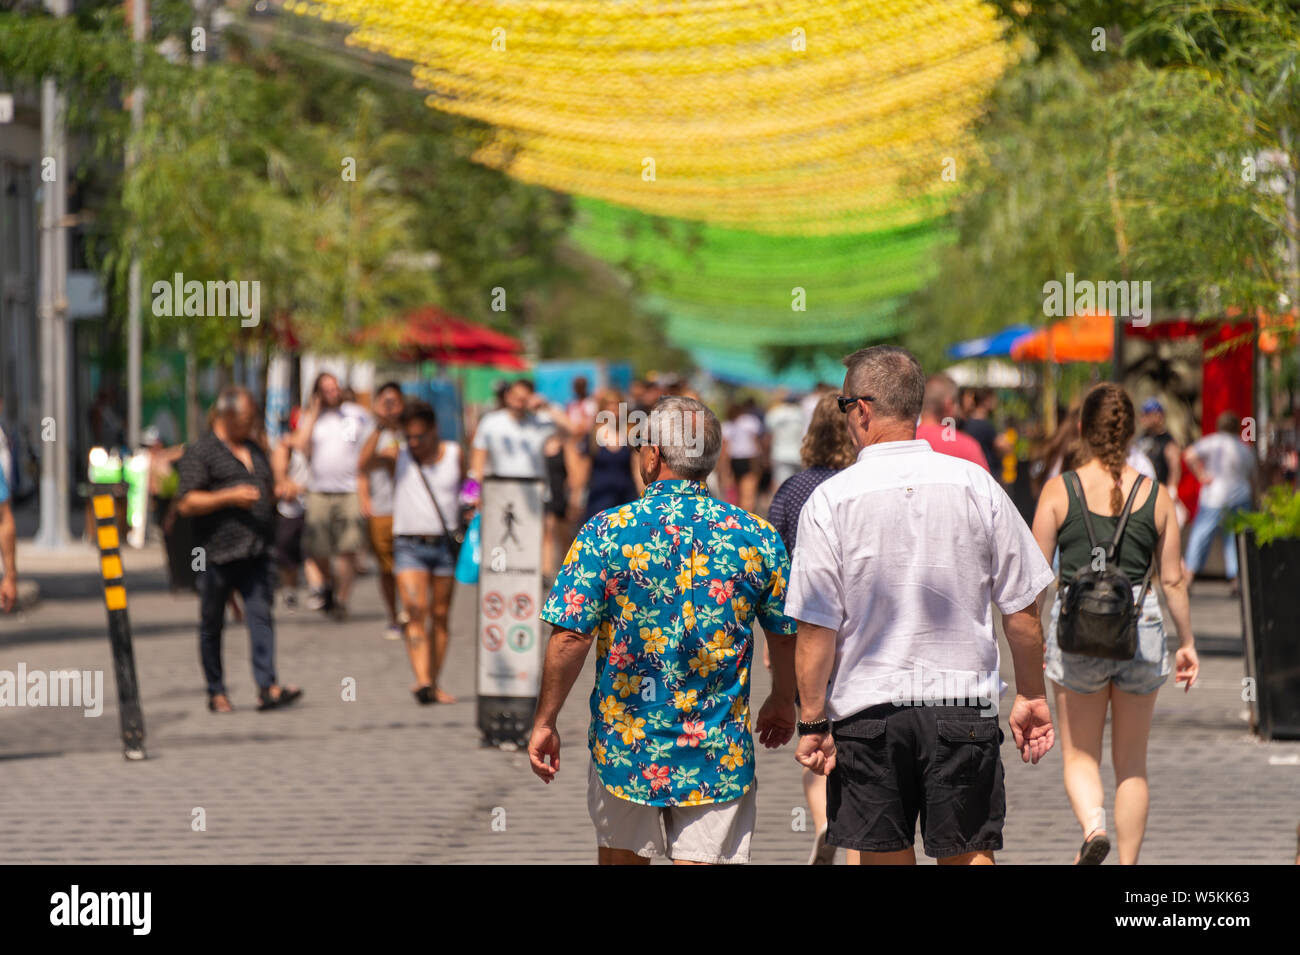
[1108,476,1146,562]
[1063,471,1098,552]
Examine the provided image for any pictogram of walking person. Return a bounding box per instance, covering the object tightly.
[500,502,521,547]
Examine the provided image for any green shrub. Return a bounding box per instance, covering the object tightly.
[1229,485,1300,546]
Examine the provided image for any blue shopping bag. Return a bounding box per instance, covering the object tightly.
[454,512,481,585]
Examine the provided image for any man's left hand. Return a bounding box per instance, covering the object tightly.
[755,693,796,748]
[1007,694,1054,764]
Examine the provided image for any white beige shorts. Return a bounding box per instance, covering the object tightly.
[586,763,756,864]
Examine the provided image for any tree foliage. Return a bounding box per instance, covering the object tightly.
[907,0,1300,370]
[0,2,668,370]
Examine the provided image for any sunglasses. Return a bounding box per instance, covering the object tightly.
[836,395,875,414]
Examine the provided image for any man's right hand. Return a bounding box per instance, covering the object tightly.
[225,484,262,509]
[794,732,837,776]
[1007,694,1054,764]
[528,722,561,783]
[0,574,15,613]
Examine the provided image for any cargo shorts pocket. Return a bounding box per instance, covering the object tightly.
[833,717,889,783]
[934,719,1000,787]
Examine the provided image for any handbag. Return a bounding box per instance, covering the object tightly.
[1057,472,1154,660]
[411,449,465,562]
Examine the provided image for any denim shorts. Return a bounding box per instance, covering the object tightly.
[393,535,456,576]
[1045,586,1170,695]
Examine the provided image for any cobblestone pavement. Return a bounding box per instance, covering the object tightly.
[1,541,1295,864]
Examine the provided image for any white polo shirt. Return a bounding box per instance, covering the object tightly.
[785,439,1054,721]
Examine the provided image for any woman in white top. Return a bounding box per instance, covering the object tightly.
[720,402,765,513]
[376,400,464,705]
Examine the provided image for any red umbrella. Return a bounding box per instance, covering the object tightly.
[399,306,523,354]
[358,306,527,368]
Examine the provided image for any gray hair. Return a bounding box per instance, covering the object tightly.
[647,396,720,481]
[842,345,925,423]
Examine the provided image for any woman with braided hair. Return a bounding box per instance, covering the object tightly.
[1031,383,1199,865]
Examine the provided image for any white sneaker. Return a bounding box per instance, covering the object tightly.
[383,625,404,641]
[807,827,836,865]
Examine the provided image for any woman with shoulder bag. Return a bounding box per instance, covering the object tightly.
[1031,383,1199,865]
[391,400,465,705]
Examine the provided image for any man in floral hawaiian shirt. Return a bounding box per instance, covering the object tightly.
[528,396,798,864]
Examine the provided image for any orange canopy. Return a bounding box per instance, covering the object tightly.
[1011,313,1113,363]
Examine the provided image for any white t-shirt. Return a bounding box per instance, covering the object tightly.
[393,443,462,536]
[471,409,555,479]
[1126,444,1156,482]
[765,403,805,466]
[1190,432,1255,508]
[308,403,374,493]
[367,428,401,517]
[785,440,1055,721]
[723,413,763,460]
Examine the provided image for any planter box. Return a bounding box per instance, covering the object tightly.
[1238,530,1300,740]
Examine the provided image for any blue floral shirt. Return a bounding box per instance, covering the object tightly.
[540,479,796,807]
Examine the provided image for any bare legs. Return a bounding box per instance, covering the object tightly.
[307,554,356,614]
[1109,686,1158,865]
[396,570,456,701]
[1053,680,1158,864]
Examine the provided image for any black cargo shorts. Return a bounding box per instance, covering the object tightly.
[826,702,1005,859]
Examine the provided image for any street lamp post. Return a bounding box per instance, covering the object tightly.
[33,0,71,549]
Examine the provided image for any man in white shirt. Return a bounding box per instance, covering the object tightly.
[469,379,563,483]
[470,379,570,579]
[765,393,806,493]
[787,345,1056,866]
[1184,410,1257,590]
[278,372,373,620]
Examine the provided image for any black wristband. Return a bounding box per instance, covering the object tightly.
[796,717,830,736]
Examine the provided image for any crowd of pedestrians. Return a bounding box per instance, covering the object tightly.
[524,350,1269,867]
[82,349,1261,864]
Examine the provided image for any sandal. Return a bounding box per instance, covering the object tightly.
[208,693,234,714]
[413,686,437,705]
[257,685,303,711]
[1075,829,1110,865]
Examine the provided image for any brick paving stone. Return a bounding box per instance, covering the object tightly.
[1,543,1295,864]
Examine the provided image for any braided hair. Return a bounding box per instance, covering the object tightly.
[1079,383,1136,515]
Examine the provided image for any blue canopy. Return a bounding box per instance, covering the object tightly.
[946,325,1034,360]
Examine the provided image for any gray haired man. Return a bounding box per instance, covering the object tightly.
[529,396,799,864]
[788,345,1055,865]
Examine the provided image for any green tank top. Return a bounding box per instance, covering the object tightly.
[1058,473,1158,586]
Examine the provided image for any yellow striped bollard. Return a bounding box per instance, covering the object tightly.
[92,490,147,760]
